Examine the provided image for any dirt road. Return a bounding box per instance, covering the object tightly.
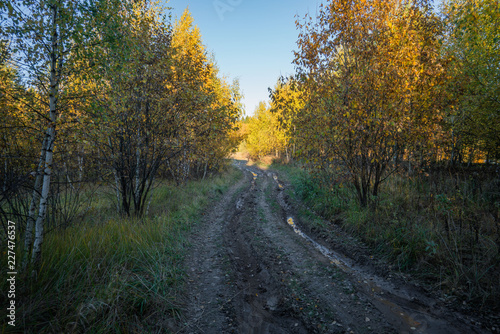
[177,160,488,334]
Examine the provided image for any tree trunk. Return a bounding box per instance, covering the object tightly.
[108,137,122,214]
[31,125,56,269]
[22,135,48,270]
[203,161,208,180]
[113,168,121,214]
[31,4,60,269]
[78,153,84,183]
[134,129,141,207]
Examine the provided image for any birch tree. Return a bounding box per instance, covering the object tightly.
[3,0,122,270]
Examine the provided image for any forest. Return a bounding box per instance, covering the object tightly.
[1,0,499,332]
[1,0,242,266]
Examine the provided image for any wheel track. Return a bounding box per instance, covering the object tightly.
[179,161,489,334]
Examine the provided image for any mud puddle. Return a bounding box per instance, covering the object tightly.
[271,171,487,334]
[179,161,489,334]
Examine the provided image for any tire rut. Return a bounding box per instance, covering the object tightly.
[223,169,309,334]
[179,161,489,334]
[179,166,247,333]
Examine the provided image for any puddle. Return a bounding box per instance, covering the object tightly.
[286,217,440,332]
[286,217,353,270]
[236,198,244,210]
[273,173,472,334]
[226,165,482,333]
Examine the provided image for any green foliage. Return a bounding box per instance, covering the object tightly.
[444,0,500,161]
[0,1,243,272]
[240,0,500,313]
[276,162,500,307]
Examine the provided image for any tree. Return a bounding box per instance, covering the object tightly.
[294,0,448,206]
[97,7,242,215]
[245,101,284,159]
[444,0,500,163]
[0,41,35,230]
[165,9,241,183]
[269,76,305,161]
[3,0,124,269]
[93,0,177,216]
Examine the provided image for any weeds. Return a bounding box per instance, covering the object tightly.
[273,162,500,311]
[0,167,241,333]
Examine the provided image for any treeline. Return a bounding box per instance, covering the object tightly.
[244,0,499,308]
[246,0,499,205]
[0,1,241,270]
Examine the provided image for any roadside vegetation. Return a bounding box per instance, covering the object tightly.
[1,0,499,330]
[0,0,243,331]
[1,0,242,271]
[240,0,500,312]
[0,166,241,332]
[271,162,499,310]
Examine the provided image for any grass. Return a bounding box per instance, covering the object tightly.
[272,161,500,311]
[0,166,242,333]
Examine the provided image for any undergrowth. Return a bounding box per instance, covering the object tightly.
[0,167,242,333]
[272,162,500,312]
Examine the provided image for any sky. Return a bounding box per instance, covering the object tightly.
[164,0,441,116]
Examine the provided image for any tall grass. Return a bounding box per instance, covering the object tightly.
[273,162,500,310]
[0,167,241,333]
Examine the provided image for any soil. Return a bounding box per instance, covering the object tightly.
[176,160,495,334]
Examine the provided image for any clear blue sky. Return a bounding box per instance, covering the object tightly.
[164,0,441,116]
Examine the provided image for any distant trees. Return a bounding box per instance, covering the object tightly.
[242,78,303,161]
[245,101,283,159]
[0,2,242,270]
[269,77,304,162]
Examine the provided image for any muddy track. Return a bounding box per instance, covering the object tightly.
[178,160,489,334]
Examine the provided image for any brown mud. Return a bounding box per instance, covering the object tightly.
[177,160,491,334]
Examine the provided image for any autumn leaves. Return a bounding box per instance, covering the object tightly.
[246,0,499,207]
[1,2,241,268]
[292,0,449,206]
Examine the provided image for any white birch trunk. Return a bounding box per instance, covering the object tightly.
[31,5,60,268]
[31,126,55,267]
[22,135,48,270]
